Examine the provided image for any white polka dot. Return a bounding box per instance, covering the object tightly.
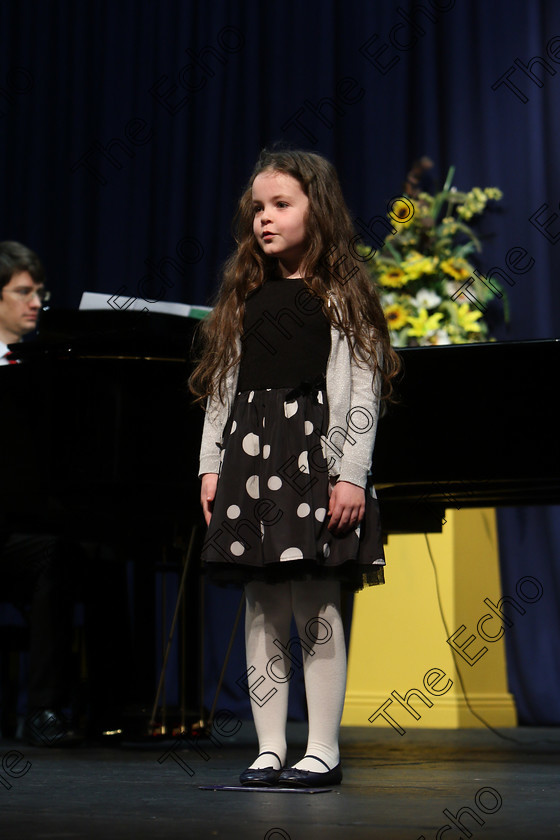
[298,451,310,474]
[323,543,331,558]
[248,391,254,402]
[262,417,266,428]
[242,433,260,456]
[246,475,259,499]
[297,503,311,517]
[284,401,298,418]
[315,508,327,522]
[280,547,304,561]
[268,475,282,491]
[304,421,314,435]
[230,541,245,556]
[317,392,324,404]
[262,444,271,459]
[230,421,237,433]
[227,505,241,519]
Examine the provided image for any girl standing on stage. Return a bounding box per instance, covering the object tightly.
[189,148,400,787]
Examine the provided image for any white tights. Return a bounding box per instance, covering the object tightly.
[244,578,347,772]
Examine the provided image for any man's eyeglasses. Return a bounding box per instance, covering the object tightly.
[5,287,51,304]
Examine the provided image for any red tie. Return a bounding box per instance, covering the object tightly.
[3,352,18,364]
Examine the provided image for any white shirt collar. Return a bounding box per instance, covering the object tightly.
[0,339,19,364]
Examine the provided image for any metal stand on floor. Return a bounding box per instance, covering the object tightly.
[149,525,198,736]
[205,590,245,729]
[149,525,245,737]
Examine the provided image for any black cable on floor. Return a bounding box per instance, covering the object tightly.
[424,532,560,748]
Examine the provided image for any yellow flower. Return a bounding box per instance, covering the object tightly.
[441,217,459,235]
[378,266,409,288]
[389,198,416,228]
[406,308,443,337]
[484,187,503,201]
[402,252,438,280]
[455,303,483,333]
[440,257,472,281]
[384,302,408,330]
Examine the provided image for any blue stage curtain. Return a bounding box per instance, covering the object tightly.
[1,0,559,723]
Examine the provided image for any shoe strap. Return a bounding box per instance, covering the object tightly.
[303,754,331,771]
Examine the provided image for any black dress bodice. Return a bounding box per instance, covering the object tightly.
[237,278,331,391]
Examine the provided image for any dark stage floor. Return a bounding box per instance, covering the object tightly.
[1,723,559,839]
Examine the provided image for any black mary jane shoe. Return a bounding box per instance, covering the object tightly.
[239,751,284,787]
[277,754,342,787]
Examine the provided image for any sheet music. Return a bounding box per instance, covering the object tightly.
[79,291,211,320]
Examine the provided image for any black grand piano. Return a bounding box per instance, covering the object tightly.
[1,309,203,539]
[1,309,558,733]
[1,309,206,737]
[3,309,558,535]
[374,337,560,532]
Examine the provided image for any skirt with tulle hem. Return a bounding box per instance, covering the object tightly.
[201,384,385,593]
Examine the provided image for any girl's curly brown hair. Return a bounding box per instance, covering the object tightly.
[189,148,401,405]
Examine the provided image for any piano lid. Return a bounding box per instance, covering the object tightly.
[7,308,201,362]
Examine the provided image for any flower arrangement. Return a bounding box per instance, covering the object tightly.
[359,160,506,346]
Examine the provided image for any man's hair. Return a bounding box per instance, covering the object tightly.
[0,241,45,295]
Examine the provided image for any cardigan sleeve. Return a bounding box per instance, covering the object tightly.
[198,343,241,477]
[336,339,383,489]
[198,391,228,477]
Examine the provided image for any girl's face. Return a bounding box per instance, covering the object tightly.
[252,170,309,277]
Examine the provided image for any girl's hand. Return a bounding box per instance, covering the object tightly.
[201,473,219,526]
[327,480,365,535]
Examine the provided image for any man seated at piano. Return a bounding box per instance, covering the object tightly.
[0,240,48,364]
[0,240,81,746]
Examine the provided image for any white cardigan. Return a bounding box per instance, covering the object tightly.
[198,316,382,491]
